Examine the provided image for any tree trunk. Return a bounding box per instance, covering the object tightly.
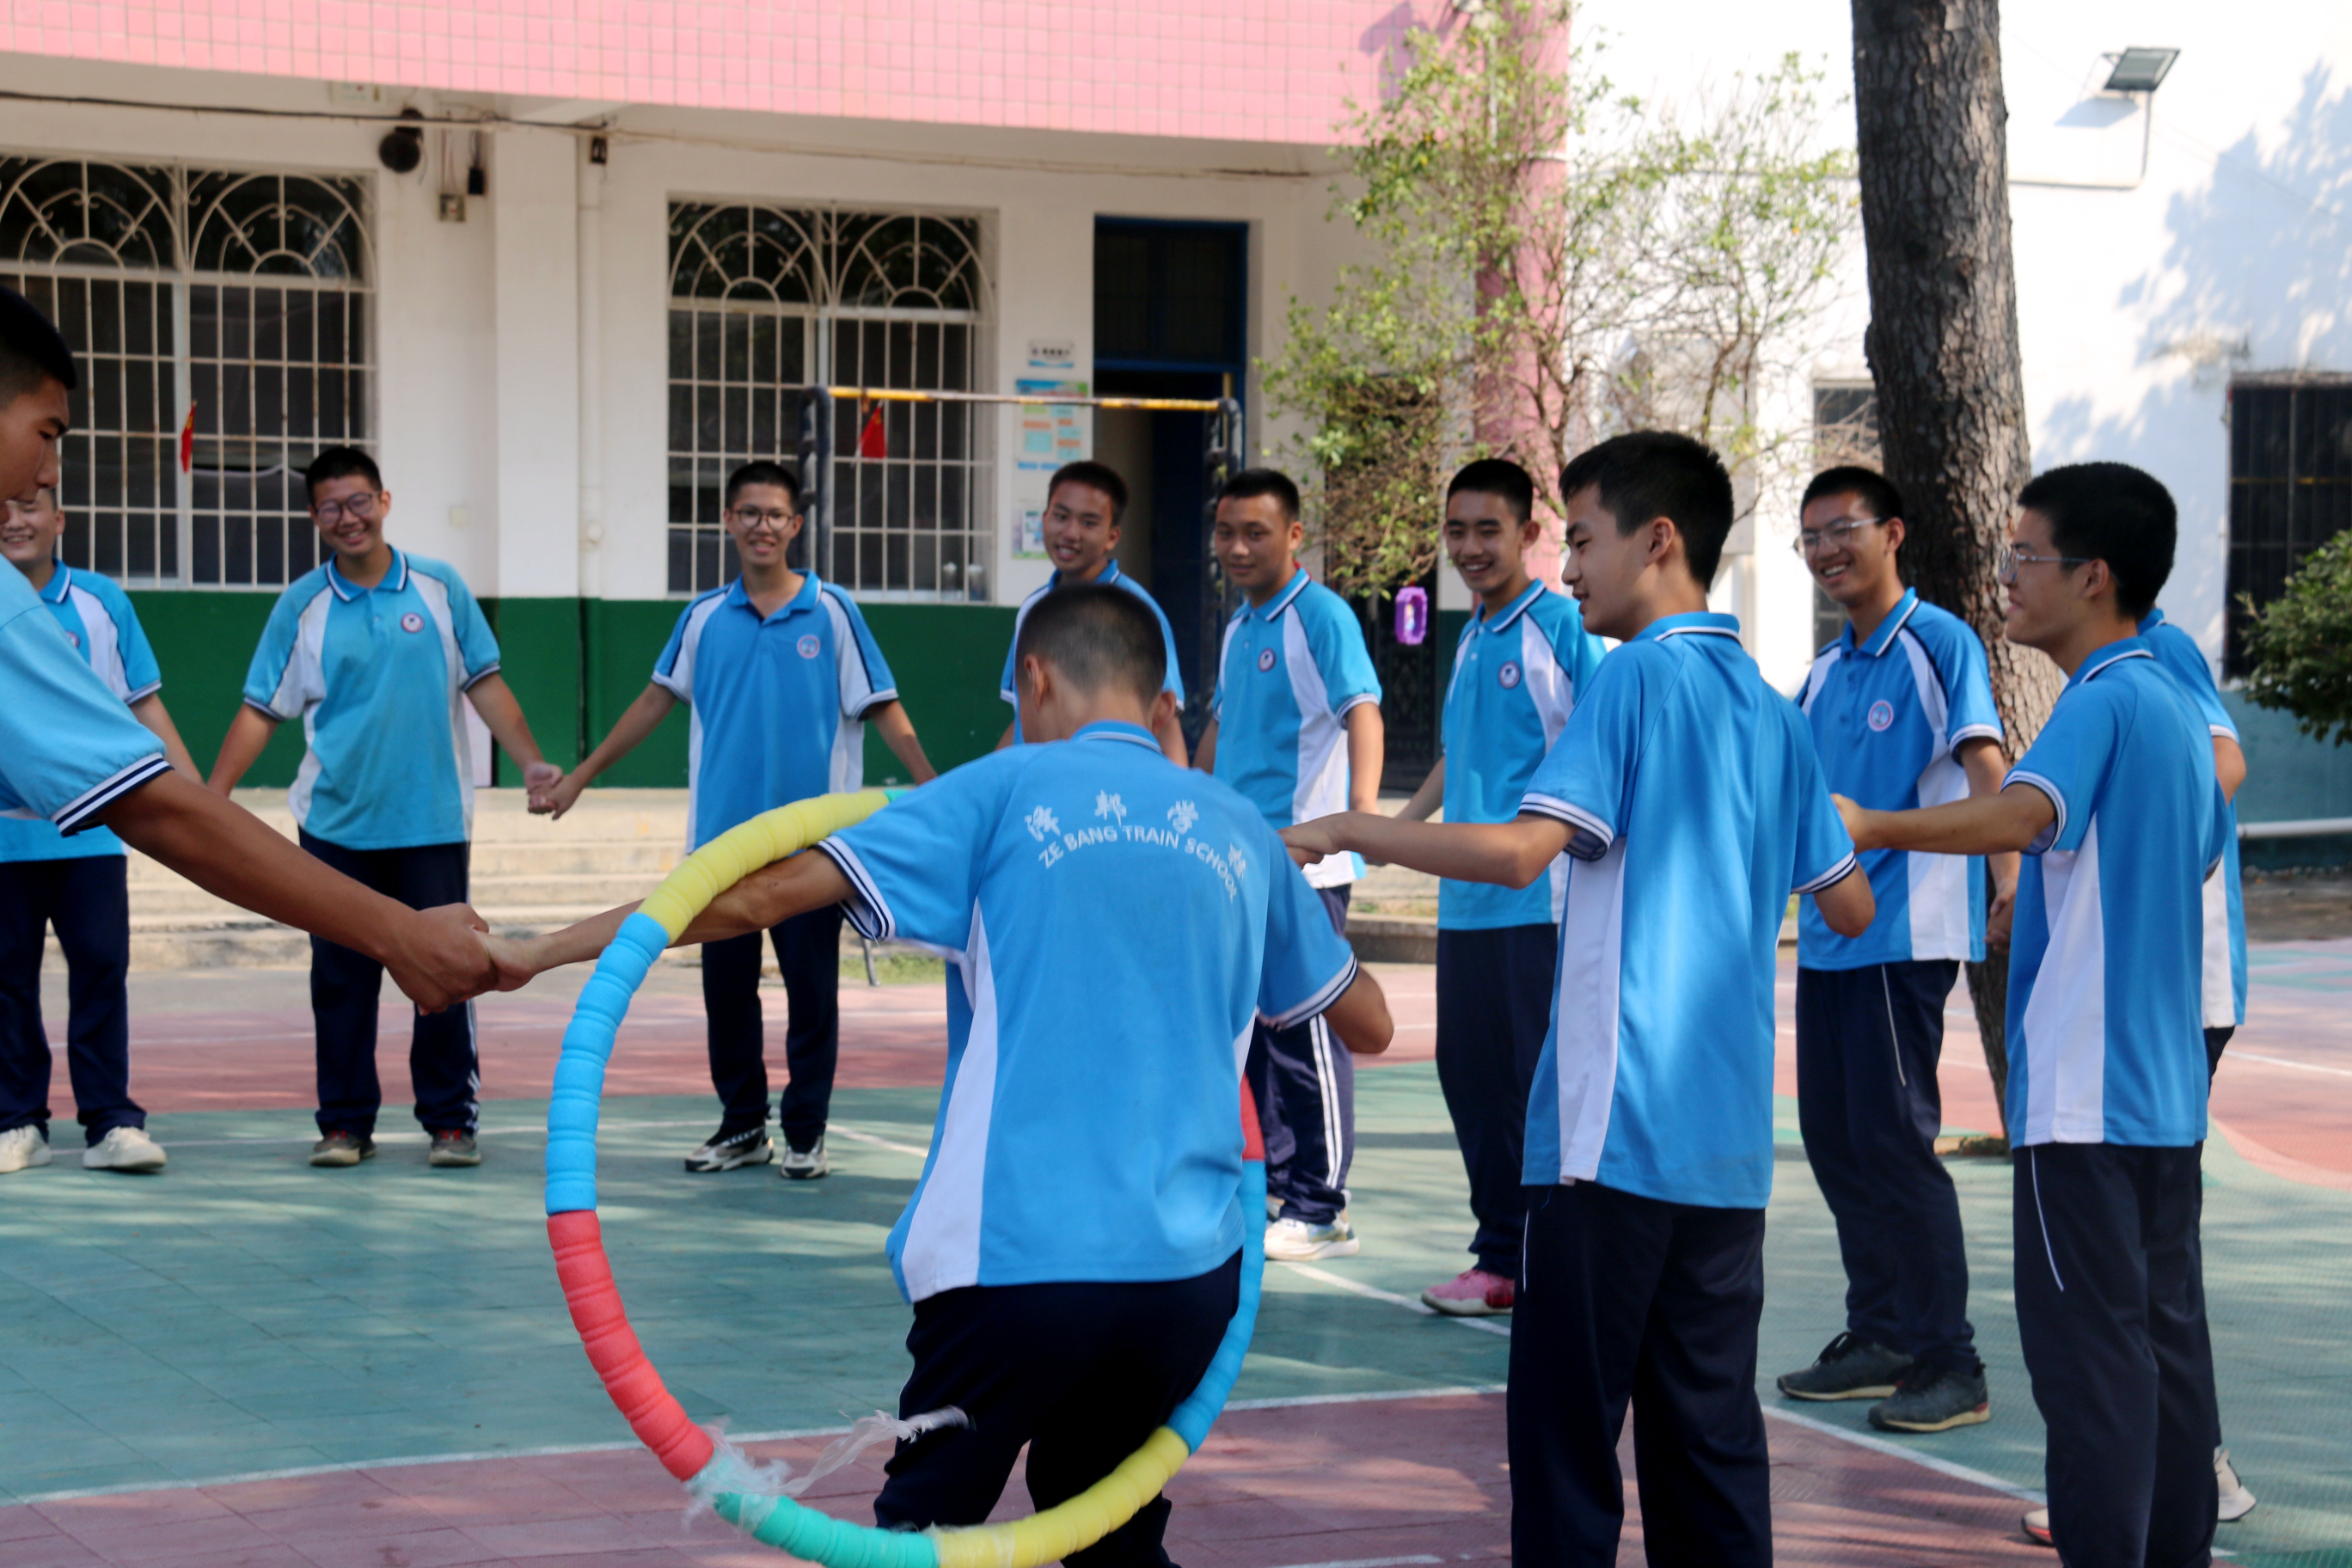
[1849,0,2061,1141]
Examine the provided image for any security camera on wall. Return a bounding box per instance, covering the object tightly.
[378,108,425,175]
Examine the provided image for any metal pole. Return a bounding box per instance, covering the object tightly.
[799,386,834,581]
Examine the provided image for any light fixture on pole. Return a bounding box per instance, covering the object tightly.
[2103,47,2179,94]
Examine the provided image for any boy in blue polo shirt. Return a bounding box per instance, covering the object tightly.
[995,460,1187,763]
[487,584,1393,1563]
[1393,458,1605,1315]
[547,461,934,1179]
[1774,464,2009,1434]
[1838,463,2227,1567]
[209,445,564,1171]
[1195,467,1385,1261]
[1284,432,1874,1565]
[0,485,197,1176]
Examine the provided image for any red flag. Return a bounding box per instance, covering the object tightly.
[857,401,888,460]
[179,401,196,474]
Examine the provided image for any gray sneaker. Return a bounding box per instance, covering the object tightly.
[427,1130,481,1167]
[1868,1362,1990,1432]
[684,1124,775,1173]
[777,1136,829,1180]
[1777,1332,1913,1400]
[309,1130,376,1167]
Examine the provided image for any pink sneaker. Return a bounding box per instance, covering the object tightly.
[1422,1268,1514,1316]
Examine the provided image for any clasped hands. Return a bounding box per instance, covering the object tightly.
[382,904,556,1014]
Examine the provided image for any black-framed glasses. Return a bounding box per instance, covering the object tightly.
[310,492,382,524]
[1995,543,2094,585]
[727,506,799,529]
[1792,517,1887,556]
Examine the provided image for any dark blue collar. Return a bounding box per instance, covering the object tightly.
[326,548,407,602]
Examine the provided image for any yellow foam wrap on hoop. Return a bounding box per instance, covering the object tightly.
[930,1428,1191,1568]
[638,790,895,941]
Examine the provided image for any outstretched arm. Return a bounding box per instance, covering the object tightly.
[1284,811,1570,890]
[867,700,939,783]
[1838,783,2055,859]
[487,849,854,988]
[97,773,493,1011]
[1344,704,1385,814]
[466,672,563,810]
[545,683,678,818]
[206,706,278,794]
[127,693,199,778]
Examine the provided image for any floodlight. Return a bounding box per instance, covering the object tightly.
[2104,48,2179,94]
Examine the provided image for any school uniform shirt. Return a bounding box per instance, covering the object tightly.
[0,564,164,862]
[818,720,1359,1302]
[1795,589,2002,968]
[2140,609,2247,1028]
[654,573,897,849]
[0,557,171,836]
[998,560,1184,743]
[1212,567,1382,889]
[242,549,501,851]
[1439,581,1608,929]
[2003,640,2228,1148]
[1517,611,1858,1210]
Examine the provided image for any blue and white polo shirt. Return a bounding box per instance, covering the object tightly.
[1440,581,1607,929]
[655,573,897,849]
[2141,609,2246,1028]
[2003,641,2228,1148]
[1213,567,1382,889]
[242,549,501,851]
[0,564,166,862]
[999,560,1184,743]
[0,558,171,836]
[1796,588,2002,968]
[1518,611,1858,1209]
[817,720,1359,1302]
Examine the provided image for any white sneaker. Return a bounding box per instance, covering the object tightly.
[83,1126,167,1173]
[0,1124,52,1173]
[777,1136,830,1180]
[2217,1446,2257,1522]
[1265,1216,1359,1261]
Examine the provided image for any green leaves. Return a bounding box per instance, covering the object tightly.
[2240,530,2352,747]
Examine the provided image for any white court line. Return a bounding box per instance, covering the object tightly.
[2229,1050,2352,1079]
[1267,1557,1442,1568]
[150,1118,936,1155]
[3,1386,1503,1509]
[1277,1262,1511,1338]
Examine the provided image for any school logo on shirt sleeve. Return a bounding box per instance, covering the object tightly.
[399,611,425,634]
[1498,660,1522,689]
[1257,647,1277,673]
[797,634,821,658]
[1868,699,1895,732]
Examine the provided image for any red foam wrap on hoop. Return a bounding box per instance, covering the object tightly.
[1240,1082,1266,1163]
[547,1212,717,1480]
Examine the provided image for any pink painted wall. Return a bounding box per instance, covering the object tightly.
[3,1,1430,144]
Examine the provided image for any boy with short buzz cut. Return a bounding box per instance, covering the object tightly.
[1836,462,2227,1567]
[488,582,1393,1565]
[210,444,563,1171]
[1393,456,1606,1316]
[995,459,1187,763]
[545,459,935,1179]
[1195,466,1386,1262]
[1284,431,1874,1565]
[1773,462,2007,1434]
[0,485,199,1177]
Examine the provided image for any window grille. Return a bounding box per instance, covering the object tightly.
[2226,379,2352,677]
[666,203,988,599]
[0,156,371,588]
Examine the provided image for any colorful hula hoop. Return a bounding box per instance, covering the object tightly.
[544,789,1270,1568]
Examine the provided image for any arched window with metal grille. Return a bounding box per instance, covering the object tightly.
[0,155,373,588]
[666,202,989,600]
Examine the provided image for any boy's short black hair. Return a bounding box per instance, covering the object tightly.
[1220,467,1302,522]
[304,444,382,499]
[1013,581,1167,708]
[1447,457,1537,524]
[2017,462,2176,621]
[1801,464,1904,525]
[0,284,78,404]
[725,459,802,511]
[1559,431,1736,587]
[1048,460,1128,523]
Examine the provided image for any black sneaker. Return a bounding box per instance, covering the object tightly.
[427,1130,481,1167]
[1869,1361,1991,1432]
[309,1130,376,1167]
[683,1124,774,1173]
[1776,1332,1914,1401]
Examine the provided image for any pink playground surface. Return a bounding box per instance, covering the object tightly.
[0,0,1426,143]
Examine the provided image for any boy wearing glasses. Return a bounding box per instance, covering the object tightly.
[545,461,935,1179]
[1774,465,2008,1433]
[1836,463,2226,1566]
[210,446,562,1170]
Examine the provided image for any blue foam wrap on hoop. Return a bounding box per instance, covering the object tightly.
[545,912,670,1216]
[1167,1159,1266,1450]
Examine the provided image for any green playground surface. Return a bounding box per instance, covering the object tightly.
[4,1063,2350,1565]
